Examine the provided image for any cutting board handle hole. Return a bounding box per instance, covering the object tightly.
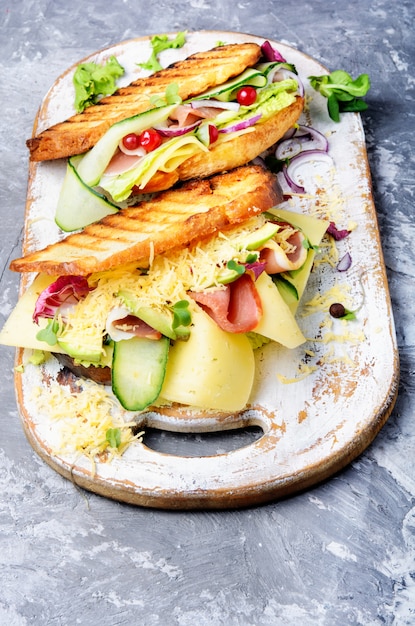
[141,425,264,457]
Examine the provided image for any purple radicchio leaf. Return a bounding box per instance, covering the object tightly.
[33,275,91,324]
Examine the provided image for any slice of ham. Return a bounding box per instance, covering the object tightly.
[106,306,161,341]
[259,224,308,274]
[104,149,145,177]
[168,104,218,127]
[189,274,262,333]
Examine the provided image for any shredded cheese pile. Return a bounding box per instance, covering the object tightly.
[32,378,142,473]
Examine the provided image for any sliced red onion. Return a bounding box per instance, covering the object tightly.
[261,41,287,63]
[219,113,262,134]
[326,221,351,241]
[283,150,334,193]
[337,252,352,272]
[191,99,240,112]
[282,167,305,194]
[276,125,328,160]
[276,138,303,160]
[155,119,201,137]
[296,125,329,147]
[279,126,297,141]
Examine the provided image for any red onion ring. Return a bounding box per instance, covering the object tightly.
[276,125,329,160]
[154,119,202,138]
[283,150,334,193]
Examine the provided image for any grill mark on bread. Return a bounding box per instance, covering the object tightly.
[27,43,262,162]
[10,165,283,276]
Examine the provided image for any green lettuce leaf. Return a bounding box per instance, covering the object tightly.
[138,32,187,73]
[308,70,371,122]
[73,55,125,113]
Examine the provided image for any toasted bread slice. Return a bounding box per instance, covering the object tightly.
[27,43,262,162]
[178,96,304,181]
[10,165,282,276]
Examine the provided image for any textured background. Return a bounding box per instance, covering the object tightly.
[0,1,414,624]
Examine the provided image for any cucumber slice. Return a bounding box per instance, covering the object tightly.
[255,62,297,77]
[112,336,169,411]
[267,208,330,313]
[77,103,177,187]
[275,251,316,314]
[55,156,119,231]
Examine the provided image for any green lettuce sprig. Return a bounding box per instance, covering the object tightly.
[308,70,371,122]
[138,32,187,73]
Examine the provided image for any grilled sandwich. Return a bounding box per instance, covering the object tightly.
[27,43,262,162]
[2,161,331,415]
[27,41,304,206]
[10,165,282,276]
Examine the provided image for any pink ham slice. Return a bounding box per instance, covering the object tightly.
[104,150,145,176]
[113,315,162,340]
[168,104,218,127]
[189,274,262,333]
[106,306,162,341]
[259,224,307,274]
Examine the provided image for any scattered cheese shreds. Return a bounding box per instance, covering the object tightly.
[277,363,318,384]
[60,215,277,340]
[314,235,339,268]
[320,328,366,345]
[32,380,142,471]
[302,282,354,317]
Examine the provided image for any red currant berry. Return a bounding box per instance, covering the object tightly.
[236,86,257,106]
[138,128,162,152]
[122,133,140,151]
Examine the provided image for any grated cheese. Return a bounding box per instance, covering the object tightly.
[32,379,142,473]
[276,363,318,384]
[57,214,301,339]
[313,234,339,268]
[301,282,355,317]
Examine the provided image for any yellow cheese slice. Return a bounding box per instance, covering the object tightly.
[0,275,65,353]
[160,305,255,412]
[253,272,305,348]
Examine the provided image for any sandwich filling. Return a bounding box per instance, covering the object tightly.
[55,59,302,230]
[1,209,329,413]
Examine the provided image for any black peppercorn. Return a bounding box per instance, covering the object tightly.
[329,302,346,318]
